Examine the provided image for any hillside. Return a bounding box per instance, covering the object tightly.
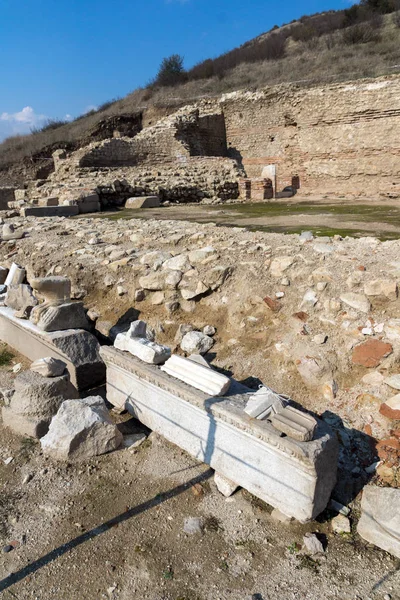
[1,2,400,185]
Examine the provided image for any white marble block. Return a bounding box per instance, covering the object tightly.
[161,354,231,396]
[100,347,338,522]
[114,333,170,365]
[244,386,286,420]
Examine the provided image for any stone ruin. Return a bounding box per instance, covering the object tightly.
[0,259,339,522]
[0,249,398,552]
[10,106,245,214]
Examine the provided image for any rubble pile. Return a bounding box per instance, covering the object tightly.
[0,210,399,552]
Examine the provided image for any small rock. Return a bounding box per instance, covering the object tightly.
[264,295,281,312]
[275,291,285,299]
[181,331,214,355]
[122,433,147,449]
[203,325,216,336]
[135,289,145,302]
[270,256,294,278]
[183,517,203,535]
[2,545,13,553]
[214,472,238,497]
[271,508,293,523]
[313,334,327,345]
[22,473,34,484]
[117,285,127,296]
[3,457,13,465]
[31,357,67,378]
[340,292,370,314]
[302,533,324,555]
[331,514,351,534]
[384,374,400,390]
[362,371,384,385]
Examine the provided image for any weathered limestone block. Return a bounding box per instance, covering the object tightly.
[21,205,79,217]
[31,357,67,378]
[161,354,231,396]
[125,196,160,209]
[0,306,104,390]
[31,301,89,332]
[358,486,400,559]
[41,396,123,460]
[214,472,239,497]
[100,346,338,522]
[1,370,78,438]
[2,224,24,241]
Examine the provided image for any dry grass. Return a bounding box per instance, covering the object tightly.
[1,13,399,173]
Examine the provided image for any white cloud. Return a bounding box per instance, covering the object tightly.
[0,106,48,140]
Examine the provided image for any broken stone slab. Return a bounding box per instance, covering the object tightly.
[352,339,393,368]
[214,472,239,497]
[31,357,67,378]
[30,277,71,303]
[379,395,400,420]
[20,205,79,218]
[41,396,123,461]
[30,301,89,332]
[0,306,104,390]
[5,263,25,287]
[270,406,317,442]
[5,284,38,313]
[161,354,231,396]
[340,292,370,314]
[180,331,214,355]
[125,196,160,209]
[100,346,338,522]
[2,370,78,438]
[114,334,171,365]
[244,386,287,420]
[357,486,400,559]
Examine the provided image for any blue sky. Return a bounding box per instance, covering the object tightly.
[0,0,351,140]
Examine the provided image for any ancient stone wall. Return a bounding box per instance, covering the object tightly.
[78,108,227,169]
[221,76,400,199]
[0,186,16,210]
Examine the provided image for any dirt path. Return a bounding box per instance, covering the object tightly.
[1,424,400,600]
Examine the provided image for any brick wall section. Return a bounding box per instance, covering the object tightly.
[221,76,400,198]
[79,108,227,169]
[38,156,243,204]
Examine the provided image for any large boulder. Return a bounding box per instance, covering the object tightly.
[1,370,78,438]
[41,396,123,460]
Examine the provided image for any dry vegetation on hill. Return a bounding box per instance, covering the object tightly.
[1,3,400,177]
